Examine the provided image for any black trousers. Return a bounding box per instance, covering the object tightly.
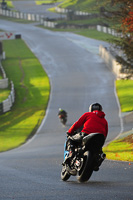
[66,132,87,152]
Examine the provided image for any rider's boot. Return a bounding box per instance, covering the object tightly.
[94,152,106,171]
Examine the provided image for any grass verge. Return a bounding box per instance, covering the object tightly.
[0,88,10,102]
[103,130,133,162]
[0,15,36,24]
[116,80,133,112]
[69,29,116,42]
[0,39,50,152]
[103,80,133,162]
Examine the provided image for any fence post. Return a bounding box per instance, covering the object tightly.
[0,103,3,114]
[0,41,3,58]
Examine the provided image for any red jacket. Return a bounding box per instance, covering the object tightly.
[68,110,108,138]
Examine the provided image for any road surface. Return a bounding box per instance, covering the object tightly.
[12,0,65,19]
[0,20,132,200]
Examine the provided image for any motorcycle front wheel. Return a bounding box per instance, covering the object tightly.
[77,151,93,182]
[61,165,71,181]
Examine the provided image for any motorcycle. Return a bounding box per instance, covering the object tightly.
[61,132,106,182]
[58,114,67,126]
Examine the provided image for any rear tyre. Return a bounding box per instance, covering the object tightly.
[61,165,71,181]
[77,151,93,182]
[61,118,67,125]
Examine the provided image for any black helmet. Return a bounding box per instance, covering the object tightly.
[89,103,102,112]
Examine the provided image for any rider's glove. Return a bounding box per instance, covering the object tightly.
[66,131,70,137]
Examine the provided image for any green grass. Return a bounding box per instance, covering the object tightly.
[55,0,118,14]
[105,79,133,161]
[36,0,62,5]
[0,39,50,152]
[71,29,115,42]
[0,88,10,102]
[0,73,2,79]
[103,131,133,162]
[104,79,133,161]
[38,25,117,42]
[0,15,36,24]
[116,80,133,112]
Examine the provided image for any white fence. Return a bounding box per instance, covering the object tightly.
[0,62,6,78]
[0,62,8,89]
[99,45,123,78]
[0,61,15,114]
[0,78,8,89]
[0,8,57,28]
[97,25,123,37]
[2,81,15,113]
[0,9,41,21]
[0,8,124,35]
[55,7,89,16]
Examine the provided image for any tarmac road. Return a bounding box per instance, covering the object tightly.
[12,0,65,19]
[0,20,132,200]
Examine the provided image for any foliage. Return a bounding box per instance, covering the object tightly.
[122,10,133,33]
[106,0,133,74]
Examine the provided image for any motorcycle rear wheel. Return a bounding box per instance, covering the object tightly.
[77,151,93,182]
[61,165,71,181]
[60,118,67,125]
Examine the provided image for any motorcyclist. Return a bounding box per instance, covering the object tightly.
[67,103,108,159]
[58,108,67,119]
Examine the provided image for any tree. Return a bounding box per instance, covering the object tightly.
[122,11,133,33]
[107,0,133,76]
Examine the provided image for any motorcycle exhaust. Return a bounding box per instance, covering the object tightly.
[101,153,106,160]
